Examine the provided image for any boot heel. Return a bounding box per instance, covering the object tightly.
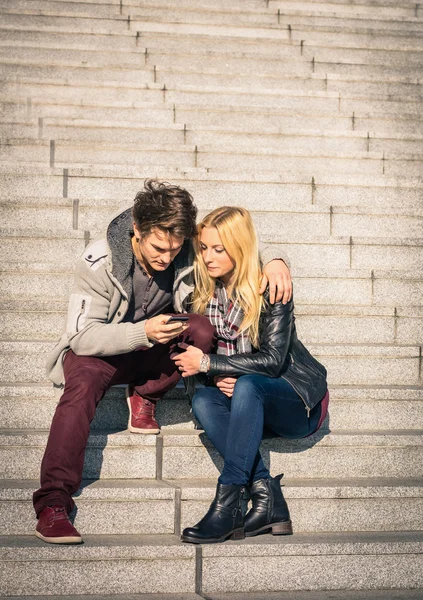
[231,528,245,541]
[271,521,293,535]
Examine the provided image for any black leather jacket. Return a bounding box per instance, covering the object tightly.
[208,295,328,413]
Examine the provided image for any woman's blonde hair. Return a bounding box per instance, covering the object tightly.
[193,206,265,348]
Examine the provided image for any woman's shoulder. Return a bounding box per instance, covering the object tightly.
[261,290,294,314]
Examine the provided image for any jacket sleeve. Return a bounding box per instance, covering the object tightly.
[208,298,294,378]
[66,258,153,357]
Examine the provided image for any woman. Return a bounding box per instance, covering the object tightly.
[172,206,329,544]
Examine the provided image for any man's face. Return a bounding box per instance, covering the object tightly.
[133,225,184,273]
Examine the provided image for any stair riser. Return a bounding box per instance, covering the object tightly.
[162,445,423,479]
[2,550,421,596]
[1,177,421,210]
[200,553,423,594]
[0,446,156,479]
[181,496,423,534]
[1,499,175,536]
[0,556,196,596]
[1,393,423,431]
[2,310,422,346]
[1,344,420,385]
[3,101,423,138]
[4,129,423,159]
[2,495,423,536]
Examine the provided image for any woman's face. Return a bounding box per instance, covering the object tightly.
[199,226,236,284]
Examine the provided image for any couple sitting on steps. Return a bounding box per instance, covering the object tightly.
[33,179,329,545]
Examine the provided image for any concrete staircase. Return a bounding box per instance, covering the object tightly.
[0,0,422,597]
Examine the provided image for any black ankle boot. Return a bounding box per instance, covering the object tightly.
[181,482,248,544]
[244,474,293,537]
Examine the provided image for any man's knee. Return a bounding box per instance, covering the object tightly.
[61,359,110,411]
[186,314,217,351]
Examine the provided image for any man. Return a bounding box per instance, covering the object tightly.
[33,179,292,544]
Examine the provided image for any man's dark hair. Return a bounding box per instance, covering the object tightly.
[133,179,197,239]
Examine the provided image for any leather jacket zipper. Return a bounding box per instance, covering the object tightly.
[282,355,311,417]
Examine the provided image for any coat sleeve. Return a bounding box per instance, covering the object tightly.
[208,298,294,378]
[66,257,153,357]
[258,243,291,269]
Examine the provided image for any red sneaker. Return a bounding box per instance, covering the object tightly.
[35,506,82,544]
[126,386,160,434]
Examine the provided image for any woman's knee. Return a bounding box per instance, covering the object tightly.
[191,389,214,422]
[192,387,226,424]
[233,374,265,398]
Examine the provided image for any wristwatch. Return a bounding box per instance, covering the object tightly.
[199,354,210,373]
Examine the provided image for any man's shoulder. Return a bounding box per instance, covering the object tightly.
[79,238,110,273]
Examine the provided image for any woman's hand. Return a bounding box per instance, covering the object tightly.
[214,376,237,398]
[260,259,292,305]
[172,343,204,377]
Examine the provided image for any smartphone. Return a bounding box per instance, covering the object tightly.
[167,316,190,322]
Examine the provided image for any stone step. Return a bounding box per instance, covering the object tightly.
[0,0,123,19]
[82,5,423,35]
[1,427,423,480]
[2,337,421,385]
[1,531,423,596]
[0,592,421,600]
[2,60,422,98]
[2,44,422,81]
[2,26,422,59]
[162,429,423,480]
[2,197,422,237]
[270,0,422,19]
[312,60,423,79]
[0,380,422,432]
[2,140,422,177]
[2,79,422,119]
[3,99,423,138]
[1,263,422,309]
[0,9,421,48]
[179,477,423,534]
[0,429,157,480]
[1,226,422,277]
[1,299,422,345]
[0,167,421,208]
[301,42,423,66]
[2,6,422,39]
[1,479,177,536]
[0,100,178,126]
[2,477,423,536]
[1,0,420,25]
[125,14,423,41]
[3,121,423,157]
[0,62,154,85]
[0,533,195,596]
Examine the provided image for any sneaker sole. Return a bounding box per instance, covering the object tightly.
[35,531,83,544]
[126,388,160,435]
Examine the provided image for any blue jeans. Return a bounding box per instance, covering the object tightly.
[192,374,322,486]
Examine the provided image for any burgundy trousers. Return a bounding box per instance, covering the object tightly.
[33,314,216,516]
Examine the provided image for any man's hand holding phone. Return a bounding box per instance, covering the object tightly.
[144,314,189,344]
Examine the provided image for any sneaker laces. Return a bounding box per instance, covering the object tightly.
[50,506,69,522]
